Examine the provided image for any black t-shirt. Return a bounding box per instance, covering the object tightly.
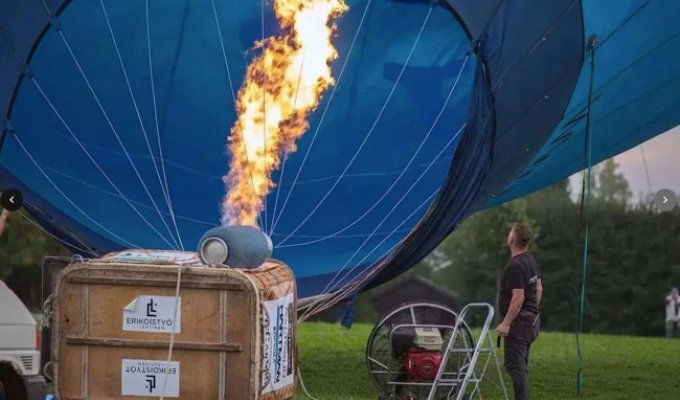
[499,253,541,316]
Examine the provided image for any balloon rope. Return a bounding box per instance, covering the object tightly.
[297,366,322,400]
[210,0,263,229]
[100,0,184,250]
[639,145,653,195]
[18,210,97,255]
[268,0,373,235]
[299,188,438,321]
[159,266,182,400]
[274,57,470,249]
[270,0,316,235]
[26,75,177,249]
[12,132,142,249]
[53,22,181,249]
[576,34,598,398]
[298,121,466,319]
[274,6,434,247]
[261,0,269,231]
[144,0,186,248]
[210,0,237,110]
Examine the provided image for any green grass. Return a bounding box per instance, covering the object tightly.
[295,322,680,399]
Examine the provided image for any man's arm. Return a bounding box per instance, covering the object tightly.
[536,278,543,306]
[502,289,525,327]
[496,289,524,337]
[0,209,9,238]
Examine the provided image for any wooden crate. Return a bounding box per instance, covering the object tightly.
[52,256,296,399]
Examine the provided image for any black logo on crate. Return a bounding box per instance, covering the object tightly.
[287,303,294,375]
[146,299,157,317]
[261,369,271,391]
[261,304,270,328]
[145,375,156,393]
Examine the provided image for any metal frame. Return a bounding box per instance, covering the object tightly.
[426,302,508,400]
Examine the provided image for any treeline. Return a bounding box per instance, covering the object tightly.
[417,159,680,336]
[0,205,70,307]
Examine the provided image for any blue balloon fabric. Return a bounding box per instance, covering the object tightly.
[1,0,679,300]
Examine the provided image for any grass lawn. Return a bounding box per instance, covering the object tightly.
[295,322,680,399]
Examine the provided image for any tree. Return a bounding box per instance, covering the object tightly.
[593,159,632,207]
[0,207,70,278]
[376,174,680,337]
[524,180,584,332]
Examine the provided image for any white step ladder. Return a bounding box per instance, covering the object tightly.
[426,303,508,400]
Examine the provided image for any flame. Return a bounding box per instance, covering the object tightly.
[222,0,348,227]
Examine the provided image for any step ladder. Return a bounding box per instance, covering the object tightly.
[426,303,508,400]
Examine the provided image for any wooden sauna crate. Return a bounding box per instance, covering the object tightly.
[51,253,296,400]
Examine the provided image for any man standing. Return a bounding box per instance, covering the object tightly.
[496,223,543,400]
[0,208,10,239]
[666,288,680,338]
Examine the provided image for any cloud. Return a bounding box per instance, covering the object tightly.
[616,126,680,198]
[569,126,680,202]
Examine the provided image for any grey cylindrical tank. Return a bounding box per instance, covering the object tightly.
[197,225,273,269]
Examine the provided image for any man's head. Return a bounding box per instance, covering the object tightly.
[672,287,679,296]
[507,223,532,251]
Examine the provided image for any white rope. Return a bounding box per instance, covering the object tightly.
[42,164,415,237]
[269,0,375,234]
[12,133,141,249]
[639,145,653,194]
[145,0,185,249]
[159,265,182,400]
[272,227,412,240]
[299,119,468,319]
[300,188,440,320]
[269,153,290,234]
[297,366,321,400]
[44,127,235,183]
[276,158,453,188]
[42,164,216,227]
[315,122,466,297]
[270,6,434,244]
[100,0,184,250]
[40,129,452,188]
[28,77,177,249]
[54,28,181,249]
[211,0,263,228]
[261,0,269,230]
[210,0,237,106]
[27,157,438,242]
[268,0,322,235]
[269,48,309,235]
[275,55,469,248]
[298,118,467,313]
[18,210,98,255]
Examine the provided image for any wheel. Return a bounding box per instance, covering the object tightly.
[0,364,27,400]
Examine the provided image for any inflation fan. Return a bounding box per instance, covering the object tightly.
[365,303,475,400]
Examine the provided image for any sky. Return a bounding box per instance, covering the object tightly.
[569,125,680,203]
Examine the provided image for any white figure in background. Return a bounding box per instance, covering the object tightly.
[666,287,680,338]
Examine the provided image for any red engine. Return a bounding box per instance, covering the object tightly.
[403,351,443,382]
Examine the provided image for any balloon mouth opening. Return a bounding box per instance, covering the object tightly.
[264,231,274,253]
[199,236,229,265]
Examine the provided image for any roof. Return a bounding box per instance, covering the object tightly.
[0,280,36,325]
[368,275,459,303]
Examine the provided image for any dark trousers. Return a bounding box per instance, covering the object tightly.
[504,315,540,400]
